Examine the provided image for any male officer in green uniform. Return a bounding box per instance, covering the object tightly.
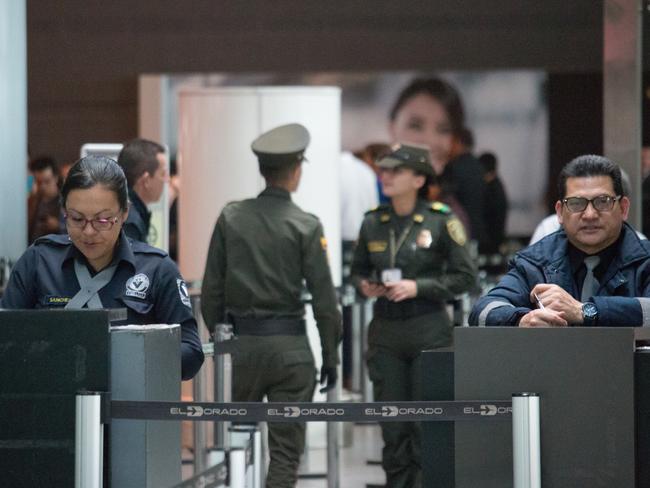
[351,143,477,487]
[201,123,341,488]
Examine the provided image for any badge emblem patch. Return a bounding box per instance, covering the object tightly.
[126,273,150,299]
[416,229,433,248]
[446,218,467,246]
[177,279,192,308]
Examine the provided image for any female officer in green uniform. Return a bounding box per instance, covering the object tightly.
[351,143,477,488]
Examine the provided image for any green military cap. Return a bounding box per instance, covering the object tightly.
[376,142,434,176]
[251,123,310,167]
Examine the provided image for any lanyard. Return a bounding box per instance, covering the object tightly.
[65,259,118,309]
[389,222,414,268]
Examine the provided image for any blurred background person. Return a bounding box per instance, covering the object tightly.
[479,151,509,254]
[117,138,168,243]
[351,143,476,488]
[443,126,489,252]
[340,149,379,388]
[388,77,488,251]
[27,156,64,244]
[340,150,379,246]
[354,142,392,204]
[168,157,180,262]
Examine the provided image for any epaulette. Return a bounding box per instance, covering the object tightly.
[130,239,168,257]
[364,204,390,215]
[33,234,70,247]
[429,201,451,214]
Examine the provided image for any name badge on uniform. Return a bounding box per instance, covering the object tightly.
[381,268,402,283]
[416,229,433,248]
[368,240,388,253]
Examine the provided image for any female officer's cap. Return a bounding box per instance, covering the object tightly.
[251,123,310,168]
[377,143,434,176]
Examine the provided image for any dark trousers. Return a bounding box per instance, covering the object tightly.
[368,346,423,488]
[367,312,452,488]
[232,335,316,488]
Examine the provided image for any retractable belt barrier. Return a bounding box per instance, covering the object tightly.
[77,393,540,488]
[110,399,513,423]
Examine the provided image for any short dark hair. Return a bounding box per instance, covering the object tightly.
[478,152,498,173]
[457,127,474,149]
[418,173,436,199]
[259,160,301,186]
[117,138,165,187]
[389,77,465,136]
[61,156,129,211]
[29,156,59,176]
[557,154,623,200]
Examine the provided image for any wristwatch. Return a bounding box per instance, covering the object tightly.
[581,302,598,327]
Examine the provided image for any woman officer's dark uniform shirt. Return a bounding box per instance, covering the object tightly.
[351,200,477,343]
[0,232,204,380]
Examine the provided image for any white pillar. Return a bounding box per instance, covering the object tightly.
[0,0,27,258]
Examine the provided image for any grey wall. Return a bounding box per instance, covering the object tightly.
[27,1,603,163]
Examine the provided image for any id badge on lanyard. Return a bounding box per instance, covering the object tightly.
[385,224,412,283]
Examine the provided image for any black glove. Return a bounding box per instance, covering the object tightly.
[319,365,337,393]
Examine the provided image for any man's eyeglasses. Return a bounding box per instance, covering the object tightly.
[64,213,120,231]
[562,195,622,213]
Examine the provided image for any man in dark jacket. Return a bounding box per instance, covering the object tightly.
[470,154,650,328]
[117,138,168,243]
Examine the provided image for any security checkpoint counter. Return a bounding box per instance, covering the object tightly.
[0,310,183,488]
[110,323,182,488]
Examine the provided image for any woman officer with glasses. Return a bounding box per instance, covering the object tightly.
[1,155,204,380]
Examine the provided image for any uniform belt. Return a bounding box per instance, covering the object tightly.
[373,299,444,320]
[232,317,306,336]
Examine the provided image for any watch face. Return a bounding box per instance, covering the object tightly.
[583,302,598,318]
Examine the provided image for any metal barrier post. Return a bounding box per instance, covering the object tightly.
[512,393,541,488]
[75,392,103,488]
[351,299,362,392]
[191,293,210,475]
[214,323,234,447]
[362,299,374,402]
[326,378,341,488]
[252,429,263,488]
[229,448,247,488]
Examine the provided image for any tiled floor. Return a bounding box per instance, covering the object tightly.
[184,422,386,487]
[297,423,385,488]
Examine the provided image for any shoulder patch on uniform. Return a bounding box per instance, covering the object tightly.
[33,234,71,247]
[430,202,451,214]
[446,217,467,246]
[379,214,390,223]
[320,237,328,251]
[177,279,192,308]
[413,214,424,223]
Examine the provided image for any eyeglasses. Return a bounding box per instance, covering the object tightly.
[64,213,120,231]
[562,195,622,213]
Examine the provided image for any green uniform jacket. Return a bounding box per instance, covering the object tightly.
[201,187,341,368]
[351,199,477,304]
